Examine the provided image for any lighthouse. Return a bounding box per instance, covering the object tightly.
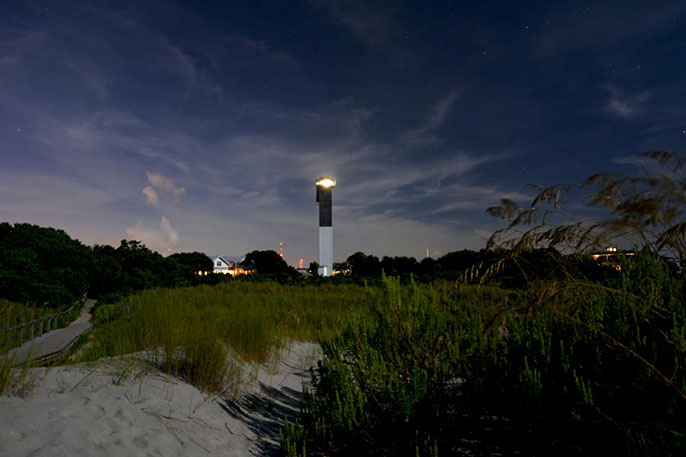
[315,176,336,276]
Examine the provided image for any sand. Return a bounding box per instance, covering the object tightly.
[0,341,321,457]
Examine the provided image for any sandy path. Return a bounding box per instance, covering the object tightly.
[0,341,321,457]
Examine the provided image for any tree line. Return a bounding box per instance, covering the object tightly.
[0,222,215,307]
[0,222,622,309]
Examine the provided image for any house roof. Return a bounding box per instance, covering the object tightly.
[208,255,245,265]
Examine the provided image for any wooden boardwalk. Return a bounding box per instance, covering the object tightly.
[5,299,96,366]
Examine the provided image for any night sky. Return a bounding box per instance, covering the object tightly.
[2,1,685,265]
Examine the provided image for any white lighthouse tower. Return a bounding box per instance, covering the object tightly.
[315,176,336,276]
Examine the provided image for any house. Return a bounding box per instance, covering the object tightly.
[332,262,352,276]
[590,246,635,271]
[207,255,253,276]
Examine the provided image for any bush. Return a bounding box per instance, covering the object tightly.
[282,258,686,456]
[281,276,507,457]
[462,251,686,455]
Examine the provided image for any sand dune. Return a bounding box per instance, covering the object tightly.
[0,341,320,457]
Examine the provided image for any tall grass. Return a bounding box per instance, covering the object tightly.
[282,276,510,457]
[1,299,47,349]
[282,255,686,457]
[0,298,75,396]
[0,355,11,394]
[77,281,369,393]
[0,354,37,397]
[0,298,82,351]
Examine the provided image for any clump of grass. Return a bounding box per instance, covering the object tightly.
[1,299,48,350]
[282,275,507,457]
[0,298,83,351]
[0,351,39,397]
[176,335,229,394]
[1,300,44,396]
[78,281,369,393]
[282,259,686,457]
[0,354,12,394]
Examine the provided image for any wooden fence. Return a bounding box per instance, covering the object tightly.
[1,300,80,348]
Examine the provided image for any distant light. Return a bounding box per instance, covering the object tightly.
[316,177,336,188]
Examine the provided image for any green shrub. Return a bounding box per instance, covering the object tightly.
[283,257,685,456]
[282,276,506,457]
[462,251,686,456]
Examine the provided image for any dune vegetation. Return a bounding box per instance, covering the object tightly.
[75,281,370,393]
[281,151,686,457]
[281,254,685,456]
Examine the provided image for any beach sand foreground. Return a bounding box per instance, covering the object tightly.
[0,341,321,457]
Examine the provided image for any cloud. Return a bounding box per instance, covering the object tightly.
[144,171,185,203]
[142,186,159,205]
[429,185,531,213]
[0,172,110,218]
[404,90,462,146]
[126,216,180,252]
[313,0,413,64]
[333,210,483,260]
[342,152,502,207]
[0,2,517,262]
[315,0,399,46]
[604,86,649,119]
[424,90,462,132]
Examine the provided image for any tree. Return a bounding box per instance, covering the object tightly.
[89,244,122,298]
[308,261,320,276]
[346,252,382,277]
[380,256,418,277]
[168,252,214,273]
[437,249,481,274]
[241,250,295,276]
[0,223,91,306]
[416,257,439,278]
[167,252,214,284]
[114,240,167,291]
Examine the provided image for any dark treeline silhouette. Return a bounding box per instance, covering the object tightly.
[0,222,214,307]
[0,222,91,307]
[343,248,611,288]
[0,222,618,307]
[239,247,615,289]
[90,240,215,302]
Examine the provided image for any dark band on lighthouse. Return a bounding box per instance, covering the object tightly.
[316,186,332,226]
